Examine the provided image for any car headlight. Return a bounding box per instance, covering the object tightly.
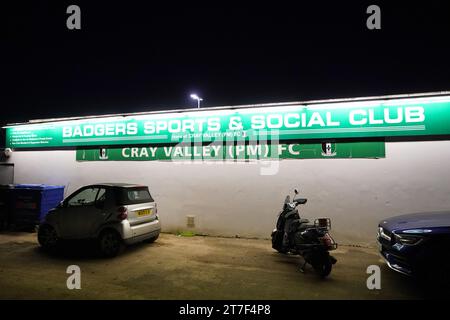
[395,234,423,246]
[402,229,432,234]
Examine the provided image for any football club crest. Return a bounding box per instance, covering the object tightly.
[99,147,108,160]
[321,142,336,157]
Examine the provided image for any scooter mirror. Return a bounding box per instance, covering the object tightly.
[294,189,299,194]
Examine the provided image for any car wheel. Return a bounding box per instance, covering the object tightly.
[418,261,450,291]
[144,233,159,244]
[38,225,59,251]
[98,230,122,258]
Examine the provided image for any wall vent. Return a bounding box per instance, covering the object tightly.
[186,215,195,228]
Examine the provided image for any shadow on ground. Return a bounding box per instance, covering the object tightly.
[34,238,158,260]
[0,232,444,299]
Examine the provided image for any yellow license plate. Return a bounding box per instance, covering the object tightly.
[137,209,151,216]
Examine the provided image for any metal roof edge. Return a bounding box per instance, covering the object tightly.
[5,90,450,127]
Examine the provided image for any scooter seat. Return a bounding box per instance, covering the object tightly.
[297,219,311,231]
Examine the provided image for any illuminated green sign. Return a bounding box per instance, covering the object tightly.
[76,141,385,161]
[5,95,450,149]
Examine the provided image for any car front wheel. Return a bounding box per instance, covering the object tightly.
[98,230,122,258]
[38,225,59,251]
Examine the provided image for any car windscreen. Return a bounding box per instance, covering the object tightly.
[116,187,154,205]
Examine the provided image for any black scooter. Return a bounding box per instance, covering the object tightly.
[271,188,337,278]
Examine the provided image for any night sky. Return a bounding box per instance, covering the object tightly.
[2,1,450,126]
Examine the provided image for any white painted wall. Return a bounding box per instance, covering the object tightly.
[6,140,450,246]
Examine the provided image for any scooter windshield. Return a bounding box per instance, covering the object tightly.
[282,195,291,210]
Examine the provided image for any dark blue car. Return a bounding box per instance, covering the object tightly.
[377,211,450,281]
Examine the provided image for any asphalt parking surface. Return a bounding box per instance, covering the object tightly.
[0,232,424,299]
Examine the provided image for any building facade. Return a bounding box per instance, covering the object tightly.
[3,92,450,246]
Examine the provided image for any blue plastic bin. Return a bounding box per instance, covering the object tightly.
[12,184,65,227]
[0,185,14,229]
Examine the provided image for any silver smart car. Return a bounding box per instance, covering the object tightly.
[38,183,160,257]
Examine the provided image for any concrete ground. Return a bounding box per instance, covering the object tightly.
[0,232,424,299]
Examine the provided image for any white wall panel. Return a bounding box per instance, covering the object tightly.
[8,140,450,246]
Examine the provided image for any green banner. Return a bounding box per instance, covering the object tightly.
[76,141,385,161]
[6,95,450,149]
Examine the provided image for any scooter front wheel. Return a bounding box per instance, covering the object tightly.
[271,230,287,253]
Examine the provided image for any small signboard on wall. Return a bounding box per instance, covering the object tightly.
[76,141,385,161]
